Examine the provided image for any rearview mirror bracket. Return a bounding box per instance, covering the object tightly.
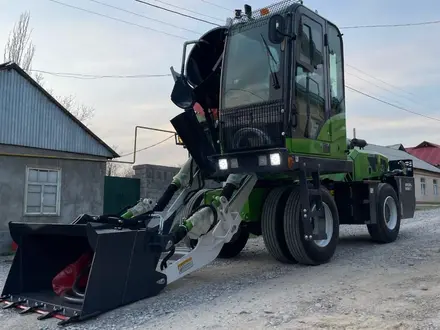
[268,14,295,44]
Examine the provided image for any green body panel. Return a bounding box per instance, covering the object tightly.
[320,172,348,182]
[320,148,390,183]
[347,149,388,181]
[285,113,347,160]
[204,187,268,223]
[201,148,390,227]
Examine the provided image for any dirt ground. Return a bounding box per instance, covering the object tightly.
[0,208,439,329]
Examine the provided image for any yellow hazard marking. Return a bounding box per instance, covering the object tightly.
[177,257,194,274]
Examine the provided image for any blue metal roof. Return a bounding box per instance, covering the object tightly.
[0,62,119,158]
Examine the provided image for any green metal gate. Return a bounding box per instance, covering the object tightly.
[103,176,140,214]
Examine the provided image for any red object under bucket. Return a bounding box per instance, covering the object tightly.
[11,241,17,252]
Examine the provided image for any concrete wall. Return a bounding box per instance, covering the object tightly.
[133,164,222,207]
[0,144,106,253]
[413,169,440,205]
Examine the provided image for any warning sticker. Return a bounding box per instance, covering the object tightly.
[177,257,194,274]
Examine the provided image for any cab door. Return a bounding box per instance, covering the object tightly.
[291,7,332,155]
[325,21,347,159]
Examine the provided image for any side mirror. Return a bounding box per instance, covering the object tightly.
[170,76,195,110]
[268,14,286,44]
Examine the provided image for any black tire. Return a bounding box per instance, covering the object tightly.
[283,186,340,265]
[367,183,401,243]
[218,225,250,258]
[261,187,297,264]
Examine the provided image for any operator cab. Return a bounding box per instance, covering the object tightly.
[170,0,347,176]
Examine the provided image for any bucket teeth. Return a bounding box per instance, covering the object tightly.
[58,315,80,326]
[19,304,44,315]
[37,308,64,320]
[2,300,26,309]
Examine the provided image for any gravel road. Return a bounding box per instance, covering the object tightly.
[1,208,440,330]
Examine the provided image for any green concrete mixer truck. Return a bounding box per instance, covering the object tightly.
[0,0,416,326]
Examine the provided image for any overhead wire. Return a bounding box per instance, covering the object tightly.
[30,69,172,79]
[345,64,418,98]
[199,0,232,12]
[346,85,440,122]
[119,135,175,157]
[87,0,202,35]
[344,70,424,108]
[45,0,440,123]
[134,0,221,26]
[47,0,187,39]
[340,19,440,29]
[198,1,440,29]
[153,0,225,22]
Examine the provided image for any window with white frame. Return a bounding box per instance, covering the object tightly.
[25,167,61,215]
[434,179,438,196]
[420,177,426,195]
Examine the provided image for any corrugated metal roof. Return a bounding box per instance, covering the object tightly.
[406,146,440,166]
[0,62,119,158]
[362,142,440,174]
[386,144,406,151]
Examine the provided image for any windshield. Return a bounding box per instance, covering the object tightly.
[221,23,283,109]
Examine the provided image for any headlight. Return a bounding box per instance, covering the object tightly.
[218,158,228,170]
[269,153,281,166]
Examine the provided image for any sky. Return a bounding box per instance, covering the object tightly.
[0,0,439,167]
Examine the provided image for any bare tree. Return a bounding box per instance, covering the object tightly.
[56,94,95,124]
[3,11,35,73]
[106,145,134,177]
[3,11,95,125]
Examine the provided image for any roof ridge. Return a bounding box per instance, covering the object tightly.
[0,61,119,158]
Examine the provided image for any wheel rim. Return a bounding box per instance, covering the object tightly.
[383,196,398,230]
[311,202,333,248]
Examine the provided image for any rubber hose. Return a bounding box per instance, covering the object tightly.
[220,183,236,200]
[160,246,176,271]
[172,225,188,244]
[154,184,179,212]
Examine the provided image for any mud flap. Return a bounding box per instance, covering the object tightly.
[394,176,416,219]
[1,221,167,325]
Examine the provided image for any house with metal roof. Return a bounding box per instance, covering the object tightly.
[0,61,119,252]
[406,141,440,168]
[364,143,440,206]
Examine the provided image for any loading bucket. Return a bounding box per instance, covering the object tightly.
[0,221,167,325]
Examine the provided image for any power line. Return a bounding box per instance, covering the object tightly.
[345,70,424,108]
[120,135,175,157]
[153,0,225,22]
[340,19,440,29]
[196,3,440,29]
[200,0,231,12]
[31,69,171,79]
[87,0,202,35]
[346,85,440,122]
[345,63,417,98]
[47,0,187,40]
[134,0,221,26]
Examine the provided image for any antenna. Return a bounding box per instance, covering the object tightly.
[353,128,356,139]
